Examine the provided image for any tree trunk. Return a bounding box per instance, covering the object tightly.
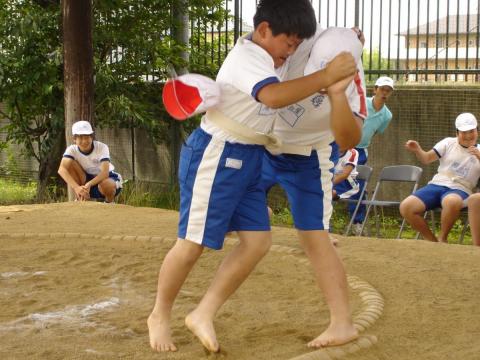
[36,129,66,201]
[62,0,94,200]
[170,0,189,185]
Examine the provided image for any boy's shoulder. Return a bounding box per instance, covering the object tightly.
[221,35,272,68]
[435,137,457,148]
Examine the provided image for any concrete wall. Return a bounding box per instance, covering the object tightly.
[2,86,480,192]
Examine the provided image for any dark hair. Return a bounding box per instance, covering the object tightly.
[253,0,316,39]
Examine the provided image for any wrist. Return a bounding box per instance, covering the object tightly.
[327,87,346,96]
[318,68,333,90]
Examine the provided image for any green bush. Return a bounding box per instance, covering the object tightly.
[0,179,37,205]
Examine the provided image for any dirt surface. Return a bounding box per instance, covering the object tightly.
[0,202,479,360]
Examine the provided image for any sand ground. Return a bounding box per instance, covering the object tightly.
[0,202,479,360]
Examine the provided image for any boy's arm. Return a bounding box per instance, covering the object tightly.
[333,164,354,184]
[328,75,362,151]
[404,140,438,164]
[83,161,110,191]
[256,52,356,109]
[58,157,88,199]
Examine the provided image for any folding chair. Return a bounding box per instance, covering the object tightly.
[357,165,423,238]
[340,164,373,236]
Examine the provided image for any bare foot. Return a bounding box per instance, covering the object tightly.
[307,323,358,348]
[185,311,219,352]
[147,312,177,352]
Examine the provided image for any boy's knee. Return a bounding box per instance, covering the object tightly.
[399,200,410,217]
[400,196,423,217]
[242,234,272,255]
[442,196,463,211]
[468,193,480,208]
[99,180,116,196]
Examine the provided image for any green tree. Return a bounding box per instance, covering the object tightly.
[0,0,226,200]
[362,49,395,83]
[0,0,64,200]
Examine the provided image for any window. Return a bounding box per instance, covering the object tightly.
[420,41,427,48]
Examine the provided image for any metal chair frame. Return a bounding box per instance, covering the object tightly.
[339,164,373,236]
[356,165,423,238]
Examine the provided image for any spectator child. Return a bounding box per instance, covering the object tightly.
[58,120,122,203]
[400,113,480,243]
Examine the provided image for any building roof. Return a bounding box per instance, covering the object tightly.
[399,14,480,35]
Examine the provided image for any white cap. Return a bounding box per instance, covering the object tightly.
[72,120,94,135]
[455,112,478,131]
[375,76,394,89]
[162,73,221,121]
[304,27,363,76]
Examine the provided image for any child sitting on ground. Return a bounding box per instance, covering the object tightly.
[58,120,122,203]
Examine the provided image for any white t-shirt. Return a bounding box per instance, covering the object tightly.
[429,137,480,194]
[201,32,307,143]
[273,27,367,147]
[63,140,114,175]
[335,148,359,179]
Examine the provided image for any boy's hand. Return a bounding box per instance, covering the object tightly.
[467,146,480,159]
[327,73,355,95]
[351,27,365,46]
[324,52,356,86]
[405,140,420,152]
[74,185,90,201]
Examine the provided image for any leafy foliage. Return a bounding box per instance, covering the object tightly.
[0,0,228,193]
[362,48,395,83]
[0,0,64,165]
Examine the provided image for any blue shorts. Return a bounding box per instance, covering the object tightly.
[412,183,469,210]
[261,142,338,231]
[178,128,270,250]
[86,171,122,199]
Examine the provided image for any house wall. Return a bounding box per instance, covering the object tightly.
[407,34,479,49]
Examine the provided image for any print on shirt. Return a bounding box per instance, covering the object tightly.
[450,157,476,178]
[279,103,305,127]
[311,94,326,108]
[258,104,276,116]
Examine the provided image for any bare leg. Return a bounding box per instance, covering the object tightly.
[98,178,117,202]
[438,194,463,243]
[69,160,87,185]
[185,231,271,352]
[298,230,358,348]
[468,193,480,246]
[148,239,203,352]
[400,195,437,242]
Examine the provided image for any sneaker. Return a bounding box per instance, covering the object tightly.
[352,223,363,236]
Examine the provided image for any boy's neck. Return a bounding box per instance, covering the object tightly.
[372,96,385,111]
[251,31,262,48]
